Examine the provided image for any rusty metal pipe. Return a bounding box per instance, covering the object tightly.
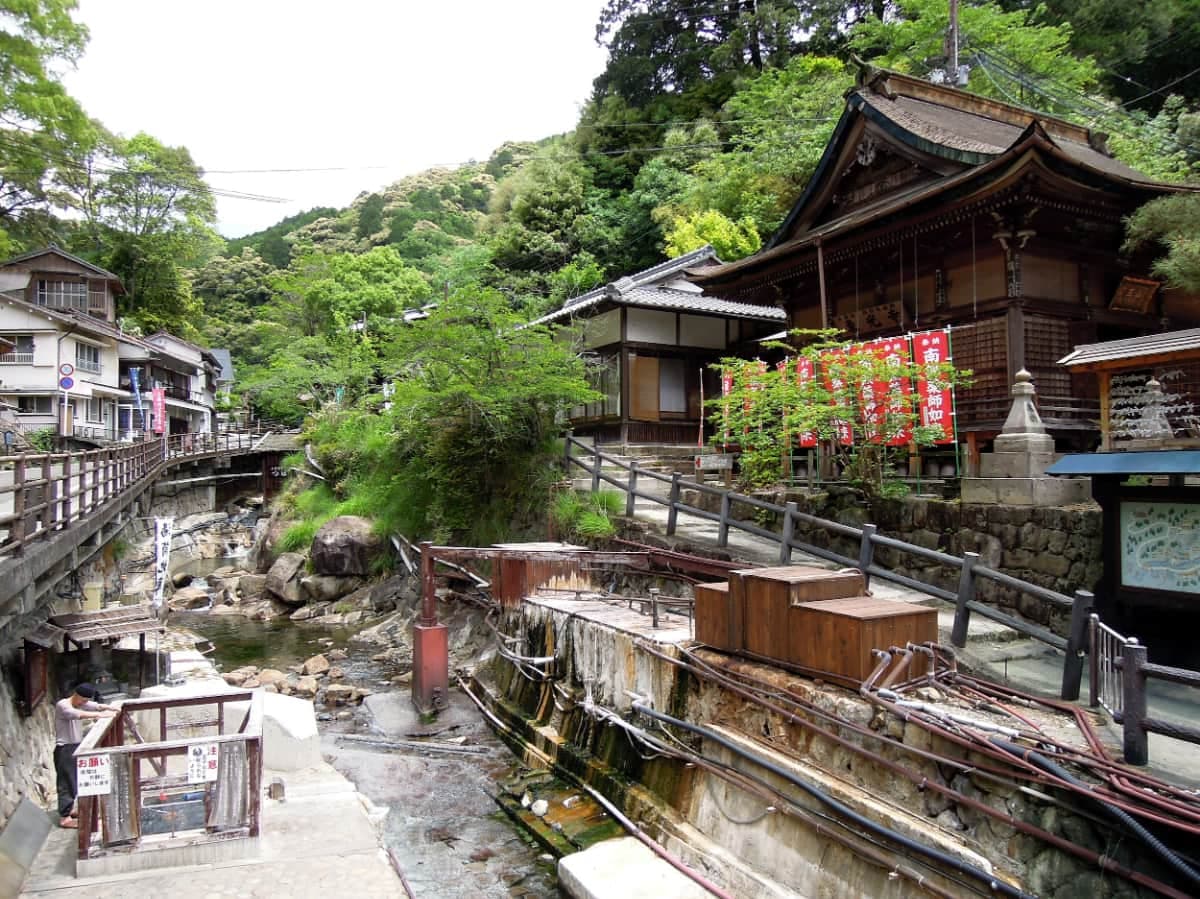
[880,646,914,688]
[419,540,437,625]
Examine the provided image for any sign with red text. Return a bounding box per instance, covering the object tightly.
[793,357,818,448]
[913,329,955,444]
[720,369,734,448]
[76,753,111,796]
[820,349,854,445]
[187,743,220,784]
[151,387,166,434]
[853,336,913,446]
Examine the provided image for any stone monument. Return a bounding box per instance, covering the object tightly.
[961,369,1091,505]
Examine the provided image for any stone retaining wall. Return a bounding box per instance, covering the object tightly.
[0,653,55,828]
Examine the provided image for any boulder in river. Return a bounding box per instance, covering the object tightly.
[301,574,365,604]
[238,573,268,599]
[293,675,319,698]
[310,516,382,577]
[302,653,330,676]
[265,552,306,605]
[169,585,211,610]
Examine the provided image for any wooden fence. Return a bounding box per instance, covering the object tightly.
[565,435,1094,701]
[1089,615,1200,765]
[0,431,262,560]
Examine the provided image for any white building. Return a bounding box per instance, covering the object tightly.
[0,247,218,446]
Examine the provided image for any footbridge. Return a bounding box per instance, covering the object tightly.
[0,431,295,649]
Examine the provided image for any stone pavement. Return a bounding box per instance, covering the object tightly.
[626,490,1200,788]
[18,762,400,899]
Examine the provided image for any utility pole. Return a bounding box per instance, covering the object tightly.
[948,0,959,77]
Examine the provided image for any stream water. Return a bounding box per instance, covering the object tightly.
[171,564,562,898]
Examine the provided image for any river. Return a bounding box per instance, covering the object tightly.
[172,582,562,898]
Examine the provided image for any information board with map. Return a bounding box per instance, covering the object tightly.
[1120,501,1200,595]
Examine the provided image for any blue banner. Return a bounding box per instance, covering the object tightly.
[130,367,145,430]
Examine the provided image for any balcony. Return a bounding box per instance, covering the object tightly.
[75,359,102,375]
[0,352,34,364]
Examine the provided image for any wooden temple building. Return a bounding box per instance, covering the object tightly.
[691,67,1200,458]
[531,246,785,446]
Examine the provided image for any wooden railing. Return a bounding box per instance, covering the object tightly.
[0,431,263,560]
[565,434,1095,701]
[74,690,263,861]
[1089,614,1200,765]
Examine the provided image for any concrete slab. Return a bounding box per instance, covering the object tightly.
[558,836,712,899]
[18,762,400,899]
[0,798,51,899]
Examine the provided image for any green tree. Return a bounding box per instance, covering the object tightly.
[0,0,92,251]
[664,209,761,260]
[1124,193,1200,292]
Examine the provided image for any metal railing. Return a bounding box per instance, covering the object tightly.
[0,430,266,560]
[565,434,1095,700]
[73,690,263,861]
[0,352,34,364]
[1088,613,1200,765]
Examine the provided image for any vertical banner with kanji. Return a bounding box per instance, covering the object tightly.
[913,329,955,444]
[795,357,818,448]
[856,336,913,446]
[151,386,166,434]
[152,516,174,609]
[820,350,854,445]
[742,360,767,435]
[720,369,734,449]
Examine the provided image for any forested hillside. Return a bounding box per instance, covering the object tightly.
[4,0,1200,541]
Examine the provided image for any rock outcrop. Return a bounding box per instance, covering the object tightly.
[310,516,383,577]
[265,552,307,605]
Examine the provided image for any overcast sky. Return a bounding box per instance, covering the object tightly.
[62,1,610,238]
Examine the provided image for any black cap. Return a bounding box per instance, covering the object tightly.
[73,682,98,699]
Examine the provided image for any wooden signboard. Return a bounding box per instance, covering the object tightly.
[1109,276,1159,314]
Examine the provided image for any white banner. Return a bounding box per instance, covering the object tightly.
[76,754,111,796]
[152,516,174,608]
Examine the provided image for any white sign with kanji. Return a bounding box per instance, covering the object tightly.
[187,743,219,784]
[76,754,111,796]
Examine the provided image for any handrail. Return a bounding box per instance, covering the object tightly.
[0,429,270,561]
[565,433,1094,701]
[1088,614,1200,765]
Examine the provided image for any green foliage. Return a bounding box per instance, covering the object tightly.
[225,207,338,268]
[278,519,321,554]
[665,210,761,261]
[708,330,969,496]
[575,509,617,539]
[26,428,55,452]
[1124,194,1200,293]
[550,489,619,542]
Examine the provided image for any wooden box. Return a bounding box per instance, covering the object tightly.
[792,598,937,682]
[735,566,866,661]
[694,581,738,651]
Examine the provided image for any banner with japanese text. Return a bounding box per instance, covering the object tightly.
[852,336,913,446]
[152,516,174,608]
[720,369,734,449]
[913,329,955,444]
[792,357,818,448]
[819,349,854,446]
[151,387,166,434]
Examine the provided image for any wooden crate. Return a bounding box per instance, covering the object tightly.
[735,566,866,661]
[792,598,937,682]
[694,581,738,651]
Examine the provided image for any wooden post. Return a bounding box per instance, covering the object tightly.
[1122,639,1149,765]
[717,492,731,547]
[779,501,797,565]
[62,452,71,527]
[77,795,94,859]
[1061,589,1094,701]
[626,463,639,518]
[951,551,979,647]
[817,240,829,330]
[247,737,262,836]
[563,430,573,474]
[12,455,26,550]
[857,523,877,589]
[1097,370,1112,451]
[139,633,146,692]
[41,455,53,533]
[666,473,681,536]
[591,445,601,494]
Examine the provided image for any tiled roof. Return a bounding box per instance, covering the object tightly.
[0,245,124,286]
[1059,327,1200,367]
[620,286,785,320]
[561,244,720,311]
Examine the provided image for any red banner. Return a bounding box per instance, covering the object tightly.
[854,336,913,446]
[742,360,766,436]
[152,387,166,434]
[720,369,734,449]
[820,349,854,446]
[913,329,955,444]
[794,357,817,448]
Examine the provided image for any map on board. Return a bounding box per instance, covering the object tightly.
[1120,501,1200,594]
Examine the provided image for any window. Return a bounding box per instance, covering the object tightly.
[86,397,103,422]
[75,343,101,374]
[0,334,34,363]
[17,396,52,415]
[36,280,87,311]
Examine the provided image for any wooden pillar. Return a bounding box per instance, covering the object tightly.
[1005,304,1025,385]
[817,240,829,330]
[1097,370,1112,451]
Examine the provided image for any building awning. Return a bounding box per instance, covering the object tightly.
[50,604,164,644]
[1046,451,1200,476]
[86,384,132,399]
[24,620,67,649]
